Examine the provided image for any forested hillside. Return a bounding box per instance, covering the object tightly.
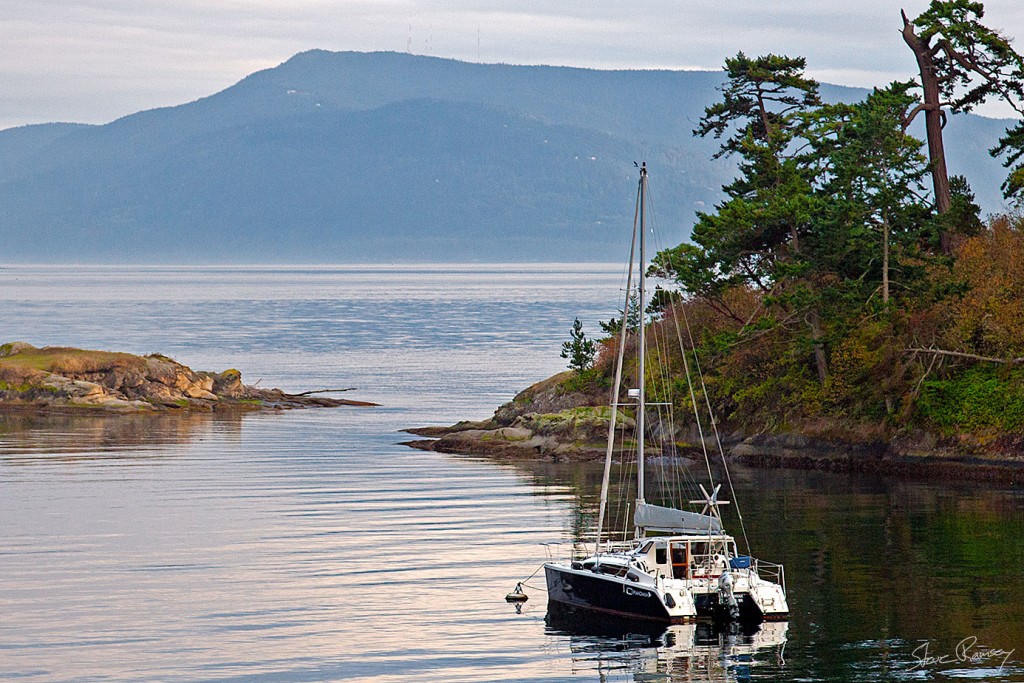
[566,3,1024,450]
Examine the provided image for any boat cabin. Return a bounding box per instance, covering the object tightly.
[631,535,739,580]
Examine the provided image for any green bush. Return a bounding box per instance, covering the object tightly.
[562,368,608,393]
[916,366,1024,434]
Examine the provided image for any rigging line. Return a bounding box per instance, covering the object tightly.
[639,168,681,506]
[652,316,675,503]
[665,401,679,510]
[666,400,690,510]
[647,315,671,501]
[613,400,632,539]
[518,562,546,584]
[594,177,641,555]
[669,292,716,491]
[678,295,752,555]
[614,430,632,542]
[637,164,648,513]
[612,358,636,540]
[667,360,699,493]
[520,580,547,592]
[653,402,667,499]
[642,171,671,278]
[645,209,705,507]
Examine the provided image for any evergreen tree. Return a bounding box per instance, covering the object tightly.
[672,53,822,298]
[598,291,641,336]
[805,82,933,304]
[901,1,1024,221]
[561,318,597,372]
[656,52,830,379]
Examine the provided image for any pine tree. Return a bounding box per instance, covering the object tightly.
[901,1,1024,220]
[561,318,596,372]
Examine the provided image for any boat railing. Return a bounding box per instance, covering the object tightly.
[540,540,637,562]
[754,559,786,596]
[599,540,637,554]
[578,540,635,561]
[540,541,590,562]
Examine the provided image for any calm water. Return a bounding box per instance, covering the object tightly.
[1,265,1023,682]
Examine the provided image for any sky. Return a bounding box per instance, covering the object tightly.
[2,1,1024,131]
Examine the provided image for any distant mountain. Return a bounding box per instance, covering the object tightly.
[0,51,1016,263]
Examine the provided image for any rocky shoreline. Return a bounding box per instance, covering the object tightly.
[0,342,376,413]
[403,372,1024,484]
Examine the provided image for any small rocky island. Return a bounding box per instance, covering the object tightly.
[0,342,375,413]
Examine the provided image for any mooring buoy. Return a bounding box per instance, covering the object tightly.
[505,582,529,602]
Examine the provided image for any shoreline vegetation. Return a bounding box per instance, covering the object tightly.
[0,342,376,413]
[403,371,1024,485]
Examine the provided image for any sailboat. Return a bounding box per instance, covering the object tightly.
[543,163,789,624]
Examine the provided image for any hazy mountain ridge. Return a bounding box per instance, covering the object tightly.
[0,51,1014,262]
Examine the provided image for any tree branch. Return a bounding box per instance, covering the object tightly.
[905,348,1024,364]
[726,311,802,350]
[688,295,745,325]
[290,388,358,396]
[936,38,1024,115]
[914,351,939,392]
[938,38,990,80]
[902,102,937,129]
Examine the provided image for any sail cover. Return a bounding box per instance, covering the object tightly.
[634,502,722,534]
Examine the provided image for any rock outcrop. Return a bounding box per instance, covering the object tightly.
[404,373,636,461]
[405,369,1024,483]
[0,342,375,413]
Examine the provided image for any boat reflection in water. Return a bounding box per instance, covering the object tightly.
[546,602,788,682]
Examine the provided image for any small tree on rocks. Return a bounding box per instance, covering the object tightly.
[561,318,596,372]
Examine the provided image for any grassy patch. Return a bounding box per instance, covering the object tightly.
[560,368,610,394]
[0,347,146,374]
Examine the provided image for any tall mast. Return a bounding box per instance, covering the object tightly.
[637,163,647,509]
[594,175,640,554]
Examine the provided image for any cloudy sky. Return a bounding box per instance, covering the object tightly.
[2,1,1023,130]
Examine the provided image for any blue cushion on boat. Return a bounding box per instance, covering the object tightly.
[729,556,752,569]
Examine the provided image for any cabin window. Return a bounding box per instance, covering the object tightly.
[655,546,667,565]
[638,541,654,554]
